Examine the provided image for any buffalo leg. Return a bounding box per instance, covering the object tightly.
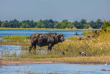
[33,44,36,53]
[29,44,33,53]
[48,44,52,52]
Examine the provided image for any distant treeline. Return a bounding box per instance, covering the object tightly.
[0,19,108,29]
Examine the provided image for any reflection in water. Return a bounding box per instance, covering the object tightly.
[0,63,110,74]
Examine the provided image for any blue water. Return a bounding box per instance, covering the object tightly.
[0,63,110,74]
[0,30,87,38]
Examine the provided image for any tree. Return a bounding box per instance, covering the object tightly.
[67,22,72,28]
[83,24,88,29]
[42,19,54,28]
[95,19,103,29]
[79,19,87,29]
[54,21,60,28]
[20,23,30,28]
[1,20,9,27]
[73,21,79,28]
[35,20,44,28]
[1,22,4,27]
[21,20,36,28]
[54,23,61,28]
[0,19,105,29]
[60,20,68,28]
[48,23,54,28]
[29,20,36,28]
[89,21,95,28]
[8,19,21,28]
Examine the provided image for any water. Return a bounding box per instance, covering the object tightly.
[0,45,26,58]
[0,63,110,74]
[0,30,87,38]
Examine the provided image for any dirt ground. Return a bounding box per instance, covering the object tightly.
[0,59,54,65]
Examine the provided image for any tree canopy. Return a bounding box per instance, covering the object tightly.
[0,19,106,29]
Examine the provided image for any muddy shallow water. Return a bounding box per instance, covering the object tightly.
[0,63,110,74]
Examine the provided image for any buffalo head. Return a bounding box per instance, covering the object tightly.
[57,34,64,42]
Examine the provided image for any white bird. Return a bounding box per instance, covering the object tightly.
[79,52,86,56]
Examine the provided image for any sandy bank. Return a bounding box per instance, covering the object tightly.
[0,59,53,65]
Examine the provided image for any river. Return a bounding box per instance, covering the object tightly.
[0,63,110,74]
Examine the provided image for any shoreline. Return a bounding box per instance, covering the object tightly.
[0,60,109,65]
[0,27,99,31]
[1,56,110,65]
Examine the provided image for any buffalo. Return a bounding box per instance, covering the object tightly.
[29,33,64,53]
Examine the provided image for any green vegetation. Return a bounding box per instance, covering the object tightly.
[101,21,110,31]
[0,27,99,31]
[2,35,30,39]
[0,19,105,29]
[0,35,30,50]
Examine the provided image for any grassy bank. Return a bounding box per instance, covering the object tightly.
[0,56,110,65]
[0,27,99,31]
[0,29,110,64]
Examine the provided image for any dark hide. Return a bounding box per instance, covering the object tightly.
[29,33,64,53]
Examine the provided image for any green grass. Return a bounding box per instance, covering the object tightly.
[2,35,30,39]
[0,35,30,50]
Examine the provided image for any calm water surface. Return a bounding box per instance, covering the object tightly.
[0,63,110,74]
[0,30,87,38]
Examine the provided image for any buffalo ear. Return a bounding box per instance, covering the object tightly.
[57,34,63,38]
[57,34,60,38]
[57,34,64,42]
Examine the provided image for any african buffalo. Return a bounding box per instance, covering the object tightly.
[29,33,64,53]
